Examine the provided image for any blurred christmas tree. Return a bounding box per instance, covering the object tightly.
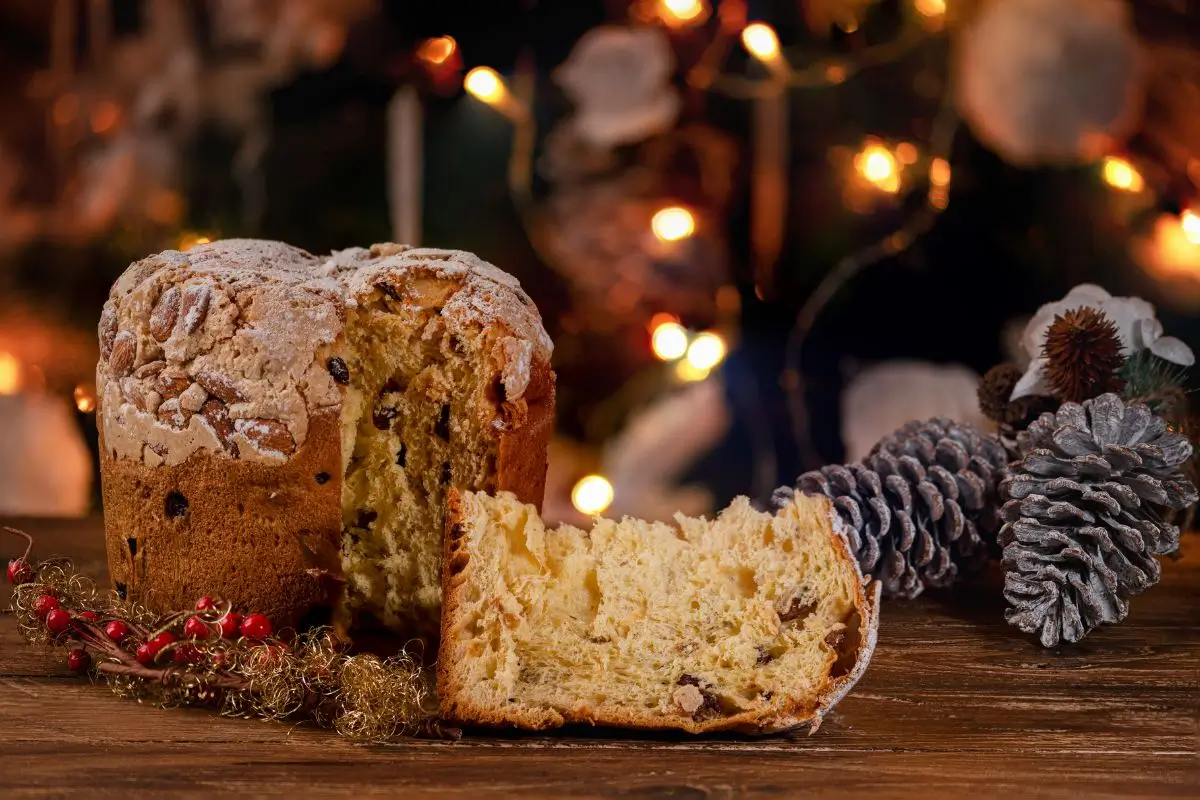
[0,0,1197,521]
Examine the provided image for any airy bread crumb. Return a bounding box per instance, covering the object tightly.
[438,490,880,734]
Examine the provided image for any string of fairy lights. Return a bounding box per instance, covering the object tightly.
[45,0,1200,521]
[459,0,956,514]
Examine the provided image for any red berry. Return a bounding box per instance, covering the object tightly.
[240,613,272,640]
[151,631,176,649]
[135,642,156,664]
[7,558,32,585]
[195,596,216,612]
[104,620,130,643]
[210,651,229,668]
[173,643,201,665]
[67,649,90,672]
[78,611,100,622]
[46,608,71,634]
[32,594,60,619]
[216,612,242,639]
[183,617,209,639]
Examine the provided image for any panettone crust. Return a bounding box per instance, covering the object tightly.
[100,409,344,630]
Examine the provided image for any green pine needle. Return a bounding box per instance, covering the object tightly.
[1119,351,1189,417]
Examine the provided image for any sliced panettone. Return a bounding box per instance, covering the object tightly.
[437,489,880,734]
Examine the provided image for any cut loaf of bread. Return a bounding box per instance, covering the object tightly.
[438,490,880,734]
[98,240,553,638]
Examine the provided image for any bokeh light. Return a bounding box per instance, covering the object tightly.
[572,475,614,515]
[855,143,900,193]
[651,206,696,243]
[416,36,457,66]
[741,23,780,61]
[660,0,709,26]
[651,321,689,361]
[1182,210,1200,245]
[686,332,726,371]
[464,67,504,103]
[1102,157,1144,192]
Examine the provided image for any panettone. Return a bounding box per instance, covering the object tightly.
[97,240,554,637]
[437,490,879,734]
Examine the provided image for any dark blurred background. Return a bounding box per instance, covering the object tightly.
[0,0,1198,521]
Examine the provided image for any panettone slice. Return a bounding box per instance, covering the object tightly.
[437,490,879,734]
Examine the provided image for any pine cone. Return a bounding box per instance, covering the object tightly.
[978,363,1059,429]
[791,418,1010,599]
[1000,393,1197,647]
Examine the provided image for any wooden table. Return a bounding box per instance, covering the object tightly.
[2,518,1197,798]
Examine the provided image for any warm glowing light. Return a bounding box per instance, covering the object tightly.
[572,475,614,515]
[741,23,781,61]
[895,142,918,165]
[855,144,900,193]
[417,36,457,65]
[930,157,951,187]
[660,0,709,25]
[464,67,504,103]
[928,155,951,209]
[651,321,689,361]
[675,360,711,382]
[651,206,695,243]
[74,384,96,413]
[1183,210,1200,245]
[860,147,895,182]
[1102,157,1144,192]
[824,64,846,84]
[0,352,20,395]
[90,101,121,135]
[686,332,726,371]
[52,93,80,127]
[177,232,212,252]
[914,0,946,16]
[1138,213,1200,283]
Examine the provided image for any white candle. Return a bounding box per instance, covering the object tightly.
[387,86,423,246]
[0,393,92,517]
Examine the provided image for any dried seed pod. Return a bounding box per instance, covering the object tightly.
[1041,307,1126,403]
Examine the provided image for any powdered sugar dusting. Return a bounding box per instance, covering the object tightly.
[499,337,534,401]
[98,240,552,466]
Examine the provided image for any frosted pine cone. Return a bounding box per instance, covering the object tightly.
[791,418,1010,599]
[1000,393,1197,647]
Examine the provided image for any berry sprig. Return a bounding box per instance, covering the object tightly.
[4,527,457,742]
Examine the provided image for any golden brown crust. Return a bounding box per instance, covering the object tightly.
[494,364,555,508]
[436,494,879,735]
[100,408,345,631]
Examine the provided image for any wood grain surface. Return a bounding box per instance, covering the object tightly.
[1,518,1197,799]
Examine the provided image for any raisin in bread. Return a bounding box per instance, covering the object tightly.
[438,490,879,734]
[97,240,554,637]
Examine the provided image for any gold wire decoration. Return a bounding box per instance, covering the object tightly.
[6,529,457,743]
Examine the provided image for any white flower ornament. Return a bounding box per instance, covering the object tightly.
[554,26,681,149]
[1012,284,1195,400]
